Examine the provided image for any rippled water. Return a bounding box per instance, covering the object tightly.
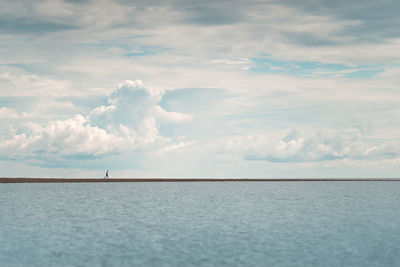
[1,182,400,266]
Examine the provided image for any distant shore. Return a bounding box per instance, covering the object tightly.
[1,178,400,183]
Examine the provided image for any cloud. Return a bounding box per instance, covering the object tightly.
[155,140,197,156]
[182,5,246,25]
[1,80,193,161]
[0,107,29,118]
[154,106,193,123]
[0,115,128,159]
[0,0,136,34]
[281,0,400,41]
[0,0,78,34]
[223,128,400,163]
[0,72,74,97]
[89,79,192,127]
[0,18,76,34]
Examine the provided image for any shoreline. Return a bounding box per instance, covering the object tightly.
[1,178,400,183]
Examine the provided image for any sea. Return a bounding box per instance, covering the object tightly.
[1,181,399,267]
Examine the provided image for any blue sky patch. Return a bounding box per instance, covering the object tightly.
[249,57,385,78]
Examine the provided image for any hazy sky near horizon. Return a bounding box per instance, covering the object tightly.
[1,0,399,178]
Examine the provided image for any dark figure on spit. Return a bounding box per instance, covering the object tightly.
[104,170,109,179]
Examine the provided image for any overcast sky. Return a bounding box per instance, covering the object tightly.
[1,0,399,178]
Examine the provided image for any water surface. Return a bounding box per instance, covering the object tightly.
[1,182,399,266]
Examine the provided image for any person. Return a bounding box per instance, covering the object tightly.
[104,170,109,179]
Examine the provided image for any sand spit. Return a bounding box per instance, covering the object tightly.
[1,178,400,183]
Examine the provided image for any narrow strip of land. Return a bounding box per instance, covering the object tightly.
[1,178,399,183]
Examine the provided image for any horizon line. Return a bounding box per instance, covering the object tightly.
[1,178,400,183]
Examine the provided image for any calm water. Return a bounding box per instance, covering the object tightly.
[1,182,400,267]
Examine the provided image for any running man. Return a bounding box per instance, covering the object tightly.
[104,170,109,179]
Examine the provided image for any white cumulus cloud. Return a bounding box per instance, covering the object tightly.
[222,128,400,163]
[0,80,194,160]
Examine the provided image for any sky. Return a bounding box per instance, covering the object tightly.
[0,0,399,178]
